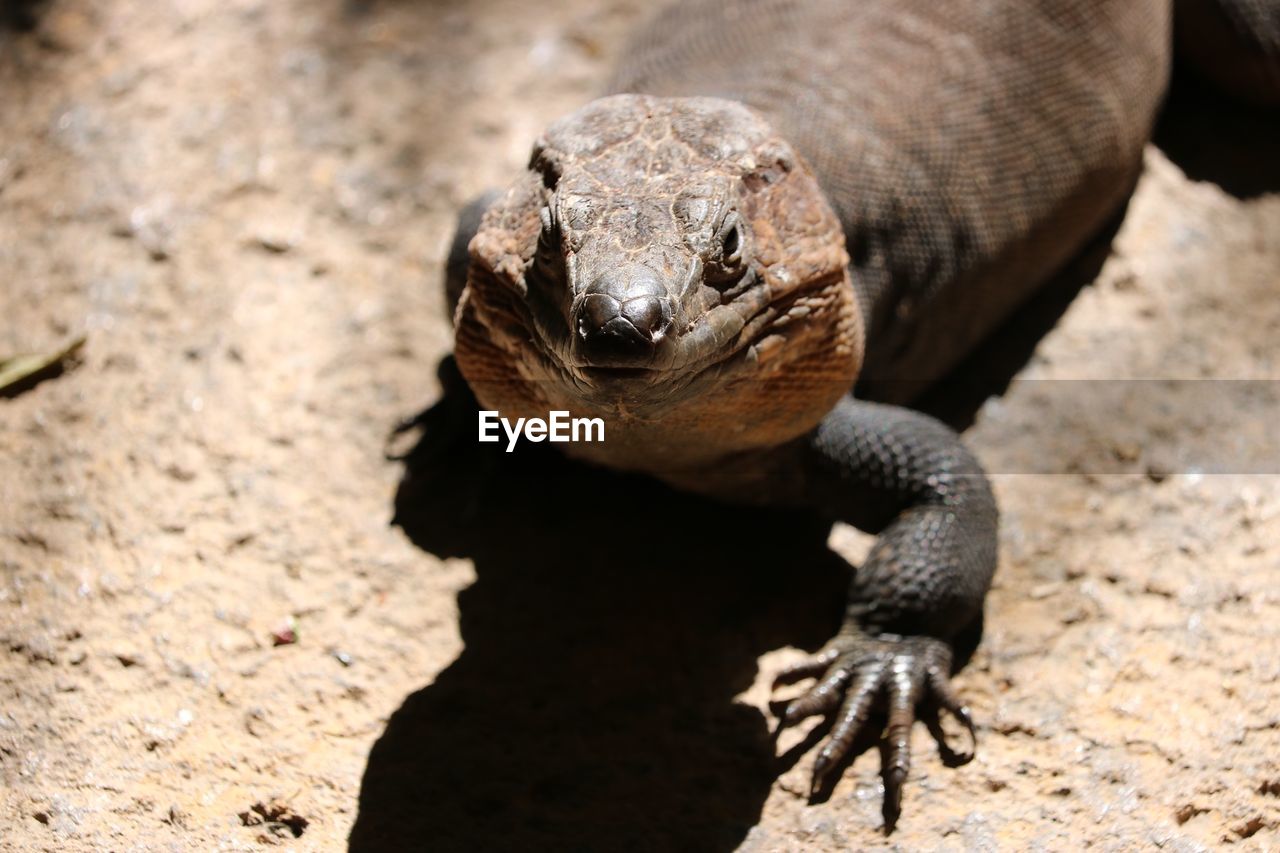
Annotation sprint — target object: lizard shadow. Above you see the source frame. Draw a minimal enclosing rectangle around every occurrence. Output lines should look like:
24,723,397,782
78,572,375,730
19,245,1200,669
0,0,47,31
1154,63,1280,201
351,361,856,852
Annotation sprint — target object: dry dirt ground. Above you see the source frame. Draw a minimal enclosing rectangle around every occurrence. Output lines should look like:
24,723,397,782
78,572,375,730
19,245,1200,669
2,1,1279,850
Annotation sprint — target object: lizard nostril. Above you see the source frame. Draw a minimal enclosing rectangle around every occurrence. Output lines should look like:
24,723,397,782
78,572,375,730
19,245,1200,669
577,265,674,363
583,293,622,330
620,296,667,339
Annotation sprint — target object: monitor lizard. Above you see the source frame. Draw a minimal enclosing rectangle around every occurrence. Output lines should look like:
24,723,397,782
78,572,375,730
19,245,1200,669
441,0,1279,826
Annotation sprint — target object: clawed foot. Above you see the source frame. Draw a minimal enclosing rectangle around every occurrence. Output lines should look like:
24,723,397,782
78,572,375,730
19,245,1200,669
773,631,975,826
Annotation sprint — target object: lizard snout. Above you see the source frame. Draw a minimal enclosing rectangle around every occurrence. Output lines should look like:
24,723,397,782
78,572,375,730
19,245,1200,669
576,264,674,365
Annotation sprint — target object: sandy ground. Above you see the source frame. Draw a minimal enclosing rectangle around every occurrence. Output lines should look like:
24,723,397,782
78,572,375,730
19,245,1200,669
2,1,1279,850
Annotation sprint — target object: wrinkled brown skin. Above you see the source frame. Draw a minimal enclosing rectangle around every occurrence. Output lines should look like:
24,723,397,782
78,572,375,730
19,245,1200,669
447,0,1279,829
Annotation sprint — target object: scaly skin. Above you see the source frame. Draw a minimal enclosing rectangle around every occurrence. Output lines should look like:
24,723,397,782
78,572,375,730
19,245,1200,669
445,0,1280,830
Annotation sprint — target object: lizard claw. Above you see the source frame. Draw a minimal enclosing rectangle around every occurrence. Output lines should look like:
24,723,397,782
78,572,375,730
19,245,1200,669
775,632,975,827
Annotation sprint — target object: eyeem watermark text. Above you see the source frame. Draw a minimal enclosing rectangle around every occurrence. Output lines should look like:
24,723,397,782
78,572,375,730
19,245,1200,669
479,410,604,452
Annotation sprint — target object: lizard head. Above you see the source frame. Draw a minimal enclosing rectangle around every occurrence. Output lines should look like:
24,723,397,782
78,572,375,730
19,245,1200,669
456,95,863,467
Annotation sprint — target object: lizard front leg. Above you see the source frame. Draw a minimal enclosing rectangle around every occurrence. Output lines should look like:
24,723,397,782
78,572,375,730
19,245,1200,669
773,396,998,825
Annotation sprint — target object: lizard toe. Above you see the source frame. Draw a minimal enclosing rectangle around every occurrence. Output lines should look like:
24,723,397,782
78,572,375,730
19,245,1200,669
772,631,976,826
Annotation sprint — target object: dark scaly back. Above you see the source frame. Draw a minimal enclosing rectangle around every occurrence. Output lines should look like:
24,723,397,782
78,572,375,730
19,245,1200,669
610,0,1171,400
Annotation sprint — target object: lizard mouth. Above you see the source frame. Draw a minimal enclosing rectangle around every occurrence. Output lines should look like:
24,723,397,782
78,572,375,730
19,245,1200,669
580,366,655,380
565,329,754,407
529,258,850,411
575,366,663,394
561,272,840,402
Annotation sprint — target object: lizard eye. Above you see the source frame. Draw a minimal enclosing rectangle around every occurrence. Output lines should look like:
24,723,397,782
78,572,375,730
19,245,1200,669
531,204,565,294
537,204,561,253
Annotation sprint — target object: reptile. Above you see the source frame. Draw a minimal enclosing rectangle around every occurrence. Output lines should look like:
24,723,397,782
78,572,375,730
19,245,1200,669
441,0,1280,826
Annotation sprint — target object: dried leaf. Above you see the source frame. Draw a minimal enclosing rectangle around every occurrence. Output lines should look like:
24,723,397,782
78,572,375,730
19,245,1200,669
0,335,86,397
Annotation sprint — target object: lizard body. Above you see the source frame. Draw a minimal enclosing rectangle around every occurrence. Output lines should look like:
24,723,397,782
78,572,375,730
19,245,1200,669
443,0,1280,825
